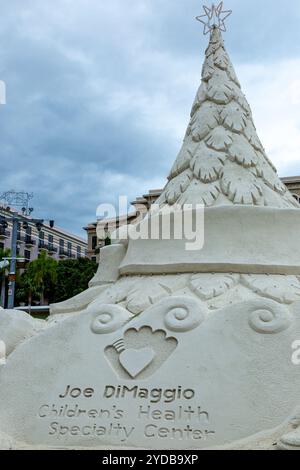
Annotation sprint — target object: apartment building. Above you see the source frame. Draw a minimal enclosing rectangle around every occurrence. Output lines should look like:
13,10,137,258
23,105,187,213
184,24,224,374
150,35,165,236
84,189,161,262
0,205,87,263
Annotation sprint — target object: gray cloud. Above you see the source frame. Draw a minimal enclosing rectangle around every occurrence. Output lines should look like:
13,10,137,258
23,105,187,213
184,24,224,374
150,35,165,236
0,0,300,235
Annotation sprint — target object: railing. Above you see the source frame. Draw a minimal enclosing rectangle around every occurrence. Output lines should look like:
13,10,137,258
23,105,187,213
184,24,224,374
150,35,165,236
24,237,36,246
59,249,75,258
38,241,48,250
0,228,10,238
39,241,58,253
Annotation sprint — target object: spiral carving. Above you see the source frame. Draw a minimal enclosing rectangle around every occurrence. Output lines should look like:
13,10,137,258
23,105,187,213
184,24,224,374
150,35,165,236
161,296,206,332
247,299,292,334
90,304,130,334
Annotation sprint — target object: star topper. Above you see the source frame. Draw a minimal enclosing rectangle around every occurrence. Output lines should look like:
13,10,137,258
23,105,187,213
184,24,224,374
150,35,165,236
196,2,232,35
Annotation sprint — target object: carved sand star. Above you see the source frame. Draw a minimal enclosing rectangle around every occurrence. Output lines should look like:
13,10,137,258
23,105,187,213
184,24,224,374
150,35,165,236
196,2,232,35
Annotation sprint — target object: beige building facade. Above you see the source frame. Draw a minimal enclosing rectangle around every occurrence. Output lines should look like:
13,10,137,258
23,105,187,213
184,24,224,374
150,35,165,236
84,189,161,262
282,176,300,202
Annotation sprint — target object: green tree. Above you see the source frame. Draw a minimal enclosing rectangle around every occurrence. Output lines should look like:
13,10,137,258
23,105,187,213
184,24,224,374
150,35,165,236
51,257,97,304
0,248,10,308
16,255,97,307
16,269,39,308
17,250,58,307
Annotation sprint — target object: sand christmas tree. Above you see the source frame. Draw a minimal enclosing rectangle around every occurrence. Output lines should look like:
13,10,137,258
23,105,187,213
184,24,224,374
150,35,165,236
157,26,298,209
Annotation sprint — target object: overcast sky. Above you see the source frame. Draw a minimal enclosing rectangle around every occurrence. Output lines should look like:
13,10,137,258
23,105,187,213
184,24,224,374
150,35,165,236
1,0,300,237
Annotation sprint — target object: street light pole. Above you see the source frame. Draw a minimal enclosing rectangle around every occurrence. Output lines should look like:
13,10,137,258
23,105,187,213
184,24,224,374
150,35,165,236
7,215,18,309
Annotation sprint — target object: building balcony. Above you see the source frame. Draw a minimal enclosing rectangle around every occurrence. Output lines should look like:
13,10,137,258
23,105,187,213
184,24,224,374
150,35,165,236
24,237,36,248
59,249,68,259
39,241,58,254
38,241,48,251
59,249,75,259
0,228,10,240
48,245,58,254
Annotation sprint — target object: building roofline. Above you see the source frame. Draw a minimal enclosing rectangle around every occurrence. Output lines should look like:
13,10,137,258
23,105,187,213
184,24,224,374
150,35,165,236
281,176,300,183
44,225,87,244
97,211,137,226
0,205,87,245
86,211,137,229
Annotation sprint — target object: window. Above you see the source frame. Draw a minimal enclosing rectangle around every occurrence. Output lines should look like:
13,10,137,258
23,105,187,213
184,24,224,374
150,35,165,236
91,257,97,263
59,239,64,255
39,231,45,249
25,226,32,244
24,250,31,262
77,245,81,258
0,242,4,251
17,223,21,241
48,234,54,251
292,194,300,203
67,242,72,257
92,236,97,250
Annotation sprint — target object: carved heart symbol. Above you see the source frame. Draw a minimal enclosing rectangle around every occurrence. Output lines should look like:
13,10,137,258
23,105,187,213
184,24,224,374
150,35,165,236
119,347,155,378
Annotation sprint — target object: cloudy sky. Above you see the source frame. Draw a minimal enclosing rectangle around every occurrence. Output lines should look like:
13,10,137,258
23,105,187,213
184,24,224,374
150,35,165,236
1,0,300,237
